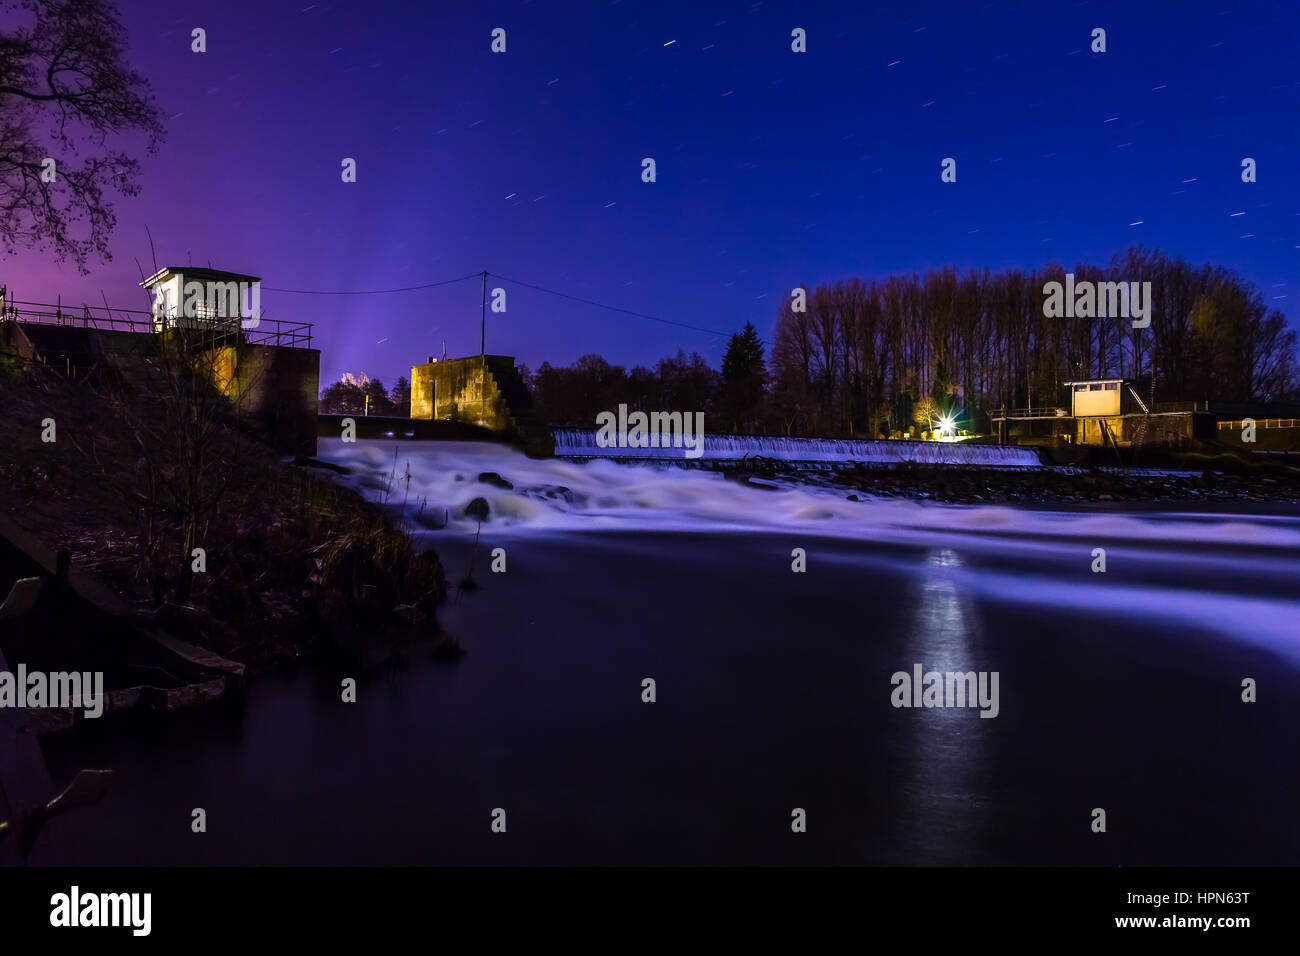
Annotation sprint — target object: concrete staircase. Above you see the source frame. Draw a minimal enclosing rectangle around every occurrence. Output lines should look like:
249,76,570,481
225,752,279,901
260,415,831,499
482,357,552,455
483,356,533,430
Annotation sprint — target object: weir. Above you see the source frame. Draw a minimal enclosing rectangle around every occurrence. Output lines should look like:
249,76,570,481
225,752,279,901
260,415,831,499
551,429,1043,466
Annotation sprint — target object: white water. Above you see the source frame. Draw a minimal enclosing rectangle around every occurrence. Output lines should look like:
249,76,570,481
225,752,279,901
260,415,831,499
315,438,1300,547
552,428,1042,466
314,438,1300,665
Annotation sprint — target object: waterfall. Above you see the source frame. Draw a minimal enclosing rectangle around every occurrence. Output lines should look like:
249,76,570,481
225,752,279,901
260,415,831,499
551,429,1042,467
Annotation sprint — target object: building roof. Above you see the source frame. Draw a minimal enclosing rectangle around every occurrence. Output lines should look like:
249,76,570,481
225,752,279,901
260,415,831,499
1062,379,1126,386
140,266,261,287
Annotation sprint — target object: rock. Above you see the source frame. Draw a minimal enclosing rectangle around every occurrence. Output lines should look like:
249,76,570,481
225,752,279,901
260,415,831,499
477,471,513,490
846,493,860,501
465,497,490,520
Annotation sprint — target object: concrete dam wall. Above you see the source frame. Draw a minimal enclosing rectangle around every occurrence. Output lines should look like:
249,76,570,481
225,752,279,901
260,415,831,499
552,429,1044,466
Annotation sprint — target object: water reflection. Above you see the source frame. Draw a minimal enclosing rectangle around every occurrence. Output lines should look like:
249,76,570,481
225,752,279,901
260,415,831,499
896,548,991,862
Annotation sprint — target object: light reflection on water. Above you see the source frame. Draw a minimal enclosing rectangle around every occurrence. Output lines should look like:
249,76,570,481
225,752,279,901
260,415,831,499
895,548,992,862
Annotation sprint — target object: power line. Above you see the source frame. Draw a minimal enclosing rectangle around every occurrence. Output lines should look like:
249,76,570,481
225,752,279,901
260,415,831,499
488,271,728,336
263,272,482,295
262,267,730,337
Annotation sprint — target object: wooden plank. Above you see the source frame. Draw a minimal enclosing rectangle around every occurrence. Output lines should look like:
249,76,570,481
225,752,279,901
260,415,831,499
0,577,44,620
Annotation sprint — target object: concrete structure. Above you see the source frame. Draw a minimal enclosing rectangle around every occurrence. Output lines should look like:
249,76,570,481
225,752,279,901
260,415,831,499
993,377,1204,448
410,354,535,432
1061,378,1149,445
1064,379,1124,417
1212,402,1300,452
316,414,507,443
141,266,260,335
205,342,321,454
2,274,319,454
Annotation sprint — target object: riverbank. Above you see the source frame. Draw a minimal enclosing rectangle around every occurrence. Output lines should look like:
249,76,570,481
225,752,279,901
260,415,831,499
0,366,450,671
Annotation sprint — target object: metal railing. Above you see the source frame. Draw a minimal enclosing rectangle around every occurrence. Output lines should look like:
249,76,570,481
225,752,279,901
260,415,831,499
995,402,1213,420
1,298,313,349
1218,418,1300,430
991,407,1070,419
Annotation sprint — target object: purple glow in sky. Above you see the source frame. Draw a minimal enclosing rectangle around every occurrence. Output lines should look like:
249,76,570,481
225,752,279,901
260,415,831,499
4,0,1297,388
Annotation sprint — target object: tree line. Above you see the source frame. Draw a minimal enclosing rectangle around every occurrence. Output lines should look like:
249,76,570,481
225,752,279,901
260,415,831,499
522,327,767,435
768,246,1298,437
320,247,1299,437
320,373,411,417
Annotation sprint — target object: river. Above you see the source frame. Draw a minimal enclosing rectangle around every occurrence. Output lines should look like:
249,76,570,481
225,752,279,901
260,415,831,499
31,439,1300,865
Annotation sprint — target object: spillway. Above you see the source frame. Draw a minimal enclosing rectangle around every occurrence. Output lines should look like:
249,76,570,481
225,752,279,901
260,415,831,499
551,428,1042,467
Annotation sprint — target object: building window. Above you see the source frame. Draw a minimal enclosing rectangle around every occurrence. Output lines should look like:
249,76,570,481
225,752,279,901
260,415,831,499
1104,382,1119,390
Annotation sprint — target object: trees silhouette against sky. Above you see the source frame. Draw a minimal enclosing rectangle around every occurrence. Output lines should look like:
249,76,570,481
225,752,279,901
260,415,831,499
357,247,1295,438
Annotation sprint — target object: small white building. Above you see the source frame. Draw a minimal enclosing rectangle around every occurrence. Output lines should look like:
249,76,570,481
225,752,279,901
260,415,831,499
140,266,261,334
1064,378,1124,417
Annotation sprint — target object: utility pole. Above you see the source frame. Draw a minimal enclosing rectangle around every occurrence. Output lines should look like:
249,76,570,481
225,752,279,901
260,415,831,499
480,271,487,361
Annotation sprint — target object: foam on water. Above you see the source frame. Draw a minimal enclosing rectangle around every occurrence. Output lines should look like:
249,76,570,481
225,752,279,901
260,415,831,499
316,438,1300,664
316,438,1300,549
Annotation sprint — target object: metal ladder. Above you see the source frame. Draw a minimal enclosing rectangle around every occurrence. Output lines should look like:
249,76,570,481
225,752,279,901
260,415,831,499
1127,381,1154,454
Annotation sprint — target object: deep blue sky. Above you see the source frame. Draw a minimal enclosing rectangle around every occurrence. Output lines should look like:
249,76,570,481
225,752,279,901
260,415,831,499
6,0,1299,386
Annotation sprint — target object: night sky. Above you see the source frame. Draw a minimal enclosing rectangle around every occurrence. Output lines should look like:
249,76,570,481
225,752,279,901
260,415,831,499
6,0,1299,387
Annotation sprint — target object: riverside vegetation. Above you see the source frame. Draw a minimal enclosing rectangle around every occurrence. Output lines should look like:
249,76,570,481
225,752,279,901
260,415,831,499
0,355,455,670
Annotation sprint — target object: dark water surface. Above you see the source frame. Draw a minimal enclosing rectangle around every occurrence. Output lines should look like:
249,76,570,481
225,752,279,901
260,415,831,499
32,528,1300,866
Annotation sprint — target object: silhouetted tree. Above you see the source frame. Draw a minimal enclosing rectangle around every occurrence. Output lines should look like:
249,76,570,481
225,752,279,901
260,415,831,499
388,376,411,417
0,0,165,272
361,376,393,415
320,376,366,414
718,321,767,432
654,350,720,414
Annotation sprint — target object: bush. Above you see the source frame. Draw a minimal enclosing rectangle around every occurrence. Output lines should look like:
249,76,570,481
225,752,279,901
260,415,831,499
316,518,447,626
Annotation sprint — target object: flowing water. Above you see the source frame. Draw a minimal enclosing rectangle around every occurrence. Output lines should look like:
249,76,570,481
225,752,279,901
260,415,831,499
552,428,1043,465
29,439,1300,865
